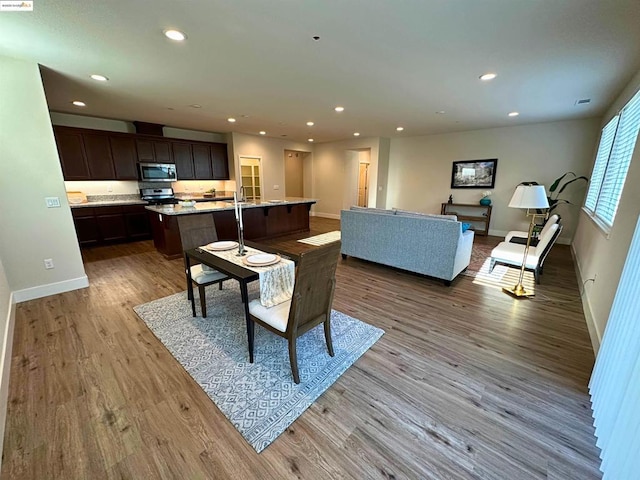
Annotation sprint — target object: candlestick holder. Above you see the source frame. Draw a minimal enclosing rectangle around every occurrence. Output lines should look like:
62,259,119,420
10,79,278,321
236,220,247,256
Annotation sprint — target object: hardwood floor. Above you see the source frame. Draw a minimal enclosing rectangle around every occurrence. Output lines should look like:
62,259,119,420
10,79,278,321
1,218,601,479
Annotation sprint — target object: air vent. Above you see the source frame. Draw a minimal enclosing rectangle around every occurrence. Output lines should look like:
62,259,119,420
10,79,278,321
575,98,591,105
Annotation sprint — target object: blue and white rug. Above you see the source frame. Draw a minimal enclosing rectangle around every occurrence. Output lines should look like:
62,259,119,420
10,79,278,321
133,285,384,453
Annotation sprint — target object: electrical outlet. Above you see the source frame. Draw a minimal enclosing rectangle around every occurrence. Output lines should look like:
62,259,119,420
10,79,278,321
107,184,113,192
45,197,60,208
44,258,54,269
273,185,280,190
593,274,597,282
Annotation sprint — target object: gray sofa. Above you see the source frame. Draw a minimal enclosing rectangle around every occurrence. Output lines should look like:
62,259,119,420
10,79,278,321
340,207,474,284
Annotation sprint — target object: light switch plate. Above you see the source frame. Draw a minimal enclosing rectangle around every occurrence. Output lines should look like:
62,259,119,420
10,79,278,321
273,185,280,190
45,197,61,208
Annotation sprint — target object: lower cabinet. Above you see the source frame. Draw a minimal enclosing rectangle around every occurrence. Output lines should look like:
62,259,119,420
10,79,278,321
72,205,152,247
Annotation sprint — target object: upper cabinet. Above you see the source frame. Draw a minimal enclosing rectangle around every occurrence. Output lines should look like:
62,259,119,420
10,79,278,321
53,126,230,181
54,127,90,180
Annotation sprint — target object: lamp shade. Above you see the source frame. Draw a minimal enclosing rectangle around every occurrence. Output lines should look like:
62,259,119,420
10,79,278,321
508,185,549,209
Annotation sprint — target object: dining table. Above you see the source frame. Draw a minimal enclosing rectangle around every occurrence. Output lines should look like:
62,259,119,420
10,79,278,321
183,241,298,363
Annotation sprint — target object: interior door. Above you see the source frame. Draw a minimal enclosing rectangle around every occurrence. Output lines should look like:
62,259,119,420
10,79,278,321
358,162,369,207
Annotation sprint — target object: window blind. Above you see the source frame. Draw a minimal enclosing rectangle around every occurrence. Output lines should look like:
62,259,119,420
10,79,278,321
585,88,640,228
584,116,618,211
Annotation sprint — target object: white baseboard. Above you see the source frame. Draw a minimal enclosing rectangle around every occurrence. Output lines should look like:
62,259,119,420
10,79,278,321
13,275,89,303
570,243,601,355
0,292,16,470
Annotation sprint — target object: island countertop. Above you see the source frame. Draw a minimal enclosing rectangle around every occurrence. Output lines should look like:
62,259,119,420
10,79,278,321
145,197,316,215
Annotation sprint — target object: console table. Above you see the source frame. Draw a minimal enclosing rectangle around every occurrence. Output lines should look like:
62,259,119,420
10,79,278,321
441,203,492,236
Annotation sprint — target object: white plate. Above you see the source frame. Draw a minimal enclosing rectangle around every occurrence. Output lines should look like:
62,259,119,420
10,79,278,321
206,241,238,251
243,253,280,266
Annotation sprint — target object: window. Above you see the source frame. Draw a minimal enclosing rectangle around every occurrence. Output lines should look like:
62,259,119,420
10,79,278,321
584,89,640,229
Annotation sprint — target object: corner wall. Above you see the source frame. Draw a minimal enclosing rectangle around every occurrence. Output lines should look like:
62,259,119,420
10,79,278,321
0,259,14,470
572,69,640,352
0,56,87,301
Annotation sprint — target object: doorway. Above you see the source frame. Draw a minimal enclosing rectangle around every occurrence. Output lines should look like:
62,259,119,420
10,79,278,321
284,150,311,198
239,156,262,201
358,162,370,207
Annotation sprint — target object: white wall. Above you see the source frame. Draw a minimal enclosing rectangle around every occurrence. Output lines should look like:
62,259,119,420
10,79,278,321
386,119,600,242
313,137,389,218
573,69,640,352
0,56,88,301
229,133,311,201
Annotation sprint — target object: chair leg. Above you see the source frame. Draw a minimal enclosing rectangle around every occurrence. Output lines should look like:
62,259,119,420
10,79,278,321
324,319,334,357
534,267,540,285
489,258,496,272
288,337,300,384
219,280,223,290
199,285,207,317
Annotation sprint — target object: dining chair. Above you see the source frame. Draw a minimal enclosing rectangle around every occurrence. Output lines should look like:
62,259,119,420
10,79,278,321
247,241,342,383
177,214,230,317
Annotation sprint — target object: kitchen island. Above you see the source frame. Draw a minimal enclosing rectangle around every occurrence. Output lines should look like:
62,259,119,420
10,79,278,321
145,197,316,258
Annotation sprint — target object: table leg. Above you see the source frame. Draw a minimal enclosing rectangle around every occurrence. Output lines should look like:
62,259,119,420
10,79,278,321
185,253,196,317
240,281,254,363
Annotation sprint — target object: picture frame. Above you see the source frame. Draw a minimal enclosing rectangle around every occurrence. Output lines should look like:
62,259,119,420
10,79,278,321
450,158,498,189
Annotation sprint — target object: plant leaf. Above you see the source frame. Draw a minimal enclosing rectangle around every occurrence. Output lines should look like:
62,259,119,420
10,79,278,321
549,172,577,192
556,176,588,194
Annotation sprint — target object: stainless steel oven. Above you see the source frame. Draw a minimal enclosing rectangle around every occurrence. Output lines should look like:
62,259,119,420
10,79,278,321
138,163,177,182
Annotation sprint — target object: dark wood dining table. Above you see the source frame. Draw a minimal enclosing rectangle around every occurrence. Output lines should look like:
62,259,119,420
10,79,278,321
183,242,298,363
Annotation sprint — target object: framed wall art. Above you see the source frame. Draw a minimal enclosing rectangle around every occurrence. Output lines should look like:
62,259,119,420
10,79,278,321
450,158,498,189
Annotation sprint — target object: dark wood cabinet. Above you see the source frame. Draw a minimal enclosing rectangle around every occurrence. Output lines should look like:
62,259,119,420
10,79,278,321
83,133,116,179
124,205,152,240
55,128,90,180
193,144,212,179
53,126,229,180
110,136,138,179
72,204,152,247
173,142,195,179
210,143,229,179
137,138,172,163
71,208,99,247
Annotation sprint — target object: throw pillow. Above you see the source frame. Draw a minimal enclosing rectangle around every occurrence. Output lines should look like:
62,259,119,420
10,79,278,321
461,222,472,232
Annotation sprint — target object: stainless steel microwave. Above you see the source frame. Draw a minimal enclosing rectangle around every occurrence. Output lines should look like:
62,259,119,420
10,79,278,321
138,163,177,182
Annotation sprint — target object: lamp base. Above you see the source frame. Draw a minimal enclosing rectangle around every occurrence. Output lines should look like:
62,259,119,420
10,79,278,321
503,284,534,298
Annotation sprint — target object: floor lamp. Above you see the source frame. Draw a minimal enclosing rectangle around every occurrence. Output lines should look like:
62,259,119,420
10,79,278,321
504,184,549,298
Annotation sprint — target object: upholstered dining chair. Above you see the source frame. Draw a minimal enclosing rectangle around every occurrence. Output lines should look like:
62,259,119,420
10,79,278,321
247,241,342,384
177,215,230,317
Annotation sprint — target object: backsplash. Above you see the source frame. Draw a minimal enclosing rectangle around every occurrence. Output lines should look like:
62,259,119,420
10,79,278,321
86,194,142,202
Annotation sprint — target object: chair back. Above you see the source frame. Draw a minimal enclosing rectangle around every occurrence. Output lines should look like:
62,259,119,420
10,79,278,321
538,223,563,268
535,222,559,253
177,214,219,251
287,241,341,335
538,214,560,239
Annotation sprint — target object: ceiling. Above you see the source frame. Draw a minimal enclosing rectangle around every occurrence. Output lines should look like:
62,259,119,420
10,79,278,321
2,0,640,143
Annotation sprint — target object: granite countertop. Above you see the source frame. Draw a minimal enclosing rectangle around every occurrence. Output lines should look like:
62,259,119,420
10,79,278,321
69,194,147,208
174,191,235,202
146,197,317,216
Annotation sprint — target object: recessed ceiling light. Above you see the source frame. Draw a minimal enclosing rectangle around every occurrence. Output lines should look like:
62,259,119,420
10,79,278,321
353,132,360,136
334,106,345,112
508,111,519,117
308,138,314,142
306,121,314,126
72,100,86,107
164,29,187,41
90,74,108,82
479,73,497,81
259,131,266,135
436,111,446,114
396,126,404,132
227,118,236,123
190,104,201,108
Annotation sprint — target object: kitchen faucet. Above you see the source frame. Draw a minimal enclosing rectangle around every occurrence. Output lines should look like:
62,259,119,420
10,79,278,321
240,185,246,202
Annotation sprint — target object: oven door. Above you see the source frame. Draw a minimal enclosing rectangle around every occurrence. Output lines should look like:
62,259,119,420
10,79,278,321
139,163,177,182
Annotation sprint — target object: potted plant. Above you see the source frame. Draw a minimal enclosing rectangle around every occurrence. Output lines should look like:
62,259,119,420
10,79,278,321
547,172,588,213
479,190,492,206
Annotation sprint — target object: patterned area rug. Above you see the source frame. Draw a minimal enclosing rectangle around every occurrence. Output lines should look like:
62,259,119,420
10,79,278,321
133,284,383,453
297,230,341,246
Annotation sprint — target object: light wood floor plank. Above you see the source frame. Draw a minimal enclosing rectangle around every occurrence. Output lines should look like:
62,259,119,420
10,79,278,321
1,218,601,479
